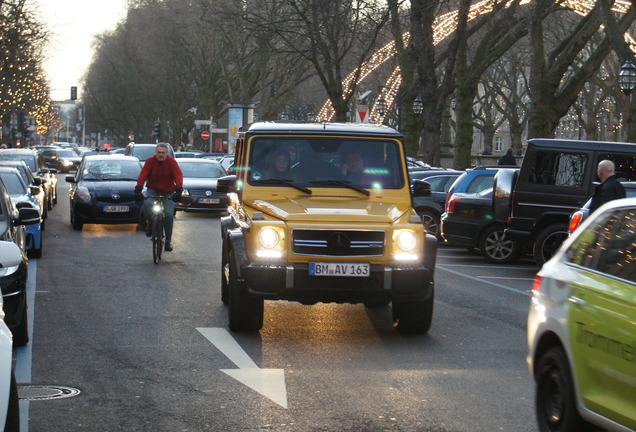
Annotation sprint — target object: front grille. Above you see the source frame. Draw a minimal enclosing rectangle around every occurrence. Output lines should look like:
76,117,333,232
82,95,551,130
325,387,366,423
292,229,385,257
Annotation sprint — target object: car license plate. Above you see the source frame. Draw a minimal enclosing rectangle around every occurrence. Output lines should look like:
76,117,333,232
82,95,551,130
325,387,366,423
309,262,370,277
104,205,129,213
198,198,220,204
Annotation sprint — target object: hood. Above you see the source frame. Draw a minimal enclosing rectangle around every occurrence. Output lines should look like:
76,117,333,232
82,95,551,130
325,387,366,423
250,196,408,223
183,178,219,189
81,180,137,198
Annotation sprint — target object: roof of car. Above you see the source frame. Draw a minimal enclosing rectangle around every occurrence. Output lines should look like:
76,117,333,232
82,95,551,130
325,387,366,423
529,138,636,152
83,155,140,162
245,121,402,137
176,158,222,164
0,149,36,154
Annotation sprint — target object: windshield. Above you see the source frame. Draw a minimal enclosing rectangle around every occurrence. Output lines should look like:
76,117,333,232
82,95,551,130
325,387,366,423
178,161,226,178
246,137,405,190
0,154,36,172
58,150,77,157
0,172,26,194
81,160,141,181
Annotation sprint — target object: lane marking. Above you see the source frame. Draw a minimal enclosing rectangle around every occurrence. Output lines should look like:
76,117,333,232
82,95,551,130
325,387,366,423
437,264,532,296
197,327,287,408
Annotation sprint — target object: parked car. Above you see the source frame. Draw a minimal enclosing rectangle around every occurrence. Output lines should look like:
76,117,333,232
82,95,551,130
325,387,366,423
0,179,39,346
0,148,58,210
441,167,522,264
66,155,143,230
0,167,43,257
0,160,47,222
174,150,204,158
568,181,636,234
409,169,462,239
175,158,229,212
528,197,636,432
40,148,82,173
494,138,636,266
0,241,22,430
124,143,174,163
218,155,234,171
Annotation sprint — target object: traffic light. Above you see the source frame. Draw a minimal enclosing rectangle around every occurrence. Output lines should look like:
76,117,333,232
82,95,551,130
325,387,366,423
70,86,77,100
152,122,161,137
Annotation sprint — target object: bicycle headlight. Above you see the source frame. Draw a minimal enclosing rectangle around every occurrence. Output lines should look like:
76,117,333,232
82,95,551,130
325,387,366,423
152,202,162,213
258,227,280,249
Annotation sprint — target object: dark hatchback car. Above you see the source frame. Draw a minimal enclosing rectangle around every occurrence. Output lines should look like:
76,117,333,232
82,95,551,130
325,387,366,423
0,149,57,210
175,158,229,212
441,167,522,264
66,155,143,230
40,148,82,173
0,178,39,346
124,143,175,164
409,169,461,239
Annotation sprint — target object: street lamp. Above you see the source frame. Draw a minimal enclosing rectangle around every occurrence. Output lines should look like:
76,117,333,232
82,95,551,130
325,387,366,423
376,96,386,115
618,60,636,96
412,96,424,115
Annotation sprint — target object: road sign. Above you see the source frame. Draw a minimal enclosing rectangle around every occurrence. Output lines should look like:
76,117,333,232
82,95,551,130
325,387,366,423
201,131,210,139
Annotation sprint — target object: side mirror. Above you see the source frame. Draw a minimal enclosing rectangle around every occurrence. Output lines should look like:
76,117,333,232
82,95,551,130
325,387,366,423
66,176,76,183
493,169,518,223
411,179,432,197
32,177,42,186
48,168,58,174
29,185,41,195
16,206,40,226
217,175,237,194
0,241,22,268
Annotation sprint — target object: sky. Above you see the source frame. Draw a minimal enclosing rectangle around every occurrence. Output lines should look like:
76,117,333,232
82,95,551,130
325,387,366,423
33,0,129,101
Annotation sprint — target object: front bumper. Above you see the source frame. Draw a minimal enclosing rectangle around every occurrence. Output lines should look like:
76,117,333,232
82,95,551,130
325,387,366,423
73,201,142,224
243,262,434,304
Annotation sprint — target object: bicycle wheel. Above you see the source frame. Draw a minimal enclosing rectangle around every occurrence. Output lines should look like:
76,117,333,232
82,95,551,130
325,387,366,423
152,217,164,264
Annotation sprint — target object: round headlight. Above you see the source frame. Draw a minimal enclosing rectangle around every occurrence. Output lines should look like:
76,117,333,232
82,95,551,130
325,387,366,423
396,230,417,252
258,228,280,249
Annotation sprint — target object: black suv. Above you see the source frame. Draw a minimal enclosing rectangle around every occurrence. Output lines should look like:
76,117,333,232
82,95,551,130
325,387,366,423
494,138,636,265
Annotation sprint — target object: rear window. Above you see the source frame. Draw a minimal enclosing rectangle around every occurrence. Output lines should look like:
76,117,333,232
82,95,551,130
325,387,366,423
466,174,495,193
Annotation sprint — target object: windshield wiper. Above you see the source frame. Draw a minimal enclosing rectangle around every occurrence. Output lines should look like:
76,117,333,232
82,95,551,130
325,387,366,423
309,180,370,196
253,178,312,194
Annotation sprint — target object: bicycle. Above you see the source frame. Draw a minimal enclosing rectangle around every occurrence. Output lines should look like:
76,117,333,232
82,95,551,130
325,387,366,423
147,195,167,264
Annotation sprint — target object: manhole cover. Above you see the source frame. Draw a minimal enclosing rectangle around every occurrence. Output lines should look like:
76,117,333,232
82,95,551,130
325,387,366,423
18,385,81,401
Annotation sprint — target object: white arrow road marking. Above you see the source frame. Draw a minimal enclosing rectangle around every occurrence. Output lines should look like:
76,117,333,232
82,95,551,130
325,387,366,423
197,327,288,408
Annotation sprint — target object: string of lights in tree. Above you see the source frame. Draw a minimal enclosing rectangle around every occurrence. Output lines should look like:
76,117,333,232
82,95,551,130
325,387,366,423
315,0,633,123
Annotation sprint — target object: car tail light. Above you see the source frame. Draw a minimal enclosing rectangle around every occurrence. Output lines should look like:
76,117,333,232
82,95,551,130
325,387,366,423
445,194,461,213
532,275,543,294
568,211,583,234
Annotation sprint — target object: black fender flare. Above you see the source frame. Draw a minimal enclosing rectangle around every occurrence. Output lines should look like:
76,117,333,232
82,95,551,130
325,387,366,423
423,233,438,278
226,229,248,281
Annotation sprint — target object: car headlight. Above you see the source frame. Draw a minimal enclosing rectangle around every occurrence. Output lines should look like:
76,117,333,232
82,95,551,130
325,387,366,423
62,160,72,166
75,186,91,202
258,227,279,249
393,229,419,262
0,265,20,277
255,226,285,259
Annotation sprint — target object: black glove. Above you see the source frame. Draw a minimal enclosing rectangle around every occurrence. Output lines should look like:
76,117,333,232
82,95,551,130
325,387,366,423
172,188,183,202
134,186,143,202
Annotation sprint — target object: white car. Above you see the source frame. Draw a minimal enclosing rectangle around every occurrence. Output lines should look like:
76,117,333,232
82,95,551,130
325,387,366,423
528,197,636,432
0,241,21,431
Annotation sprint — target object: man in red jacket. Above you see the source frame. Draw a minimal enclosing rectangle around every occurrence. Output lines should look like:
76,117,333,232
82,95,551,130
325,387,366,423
135,143,183,251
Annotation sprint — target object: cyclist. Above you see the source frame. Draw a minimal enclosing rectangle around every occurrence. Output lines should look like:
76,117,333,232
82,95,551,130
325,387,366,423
134,143,183,251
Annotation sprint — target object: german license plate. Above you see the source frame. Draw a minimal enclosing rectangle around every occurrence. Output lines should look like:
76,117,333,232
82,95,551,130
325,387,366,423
309,262,370,277
104,205,129,212
198,198,220,204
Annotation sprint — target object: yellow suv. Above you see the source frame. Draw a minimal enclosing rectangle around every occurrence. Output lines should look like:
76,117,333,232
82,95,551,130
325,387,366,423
218,122,437,333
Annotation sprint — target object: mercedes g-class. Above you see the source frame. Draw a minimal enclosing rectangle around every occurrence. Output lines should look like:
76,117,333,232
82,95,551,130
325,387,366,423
218,122,437,334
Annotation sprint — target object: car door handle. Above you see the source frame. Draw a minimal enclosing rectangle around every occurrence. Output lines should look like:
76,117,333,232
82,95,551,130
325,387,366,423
568,296,587,306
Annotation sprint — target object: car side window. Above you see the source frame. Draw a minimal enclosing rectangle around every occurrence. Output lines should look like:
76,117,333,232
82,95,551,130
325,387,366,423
528,151,587,187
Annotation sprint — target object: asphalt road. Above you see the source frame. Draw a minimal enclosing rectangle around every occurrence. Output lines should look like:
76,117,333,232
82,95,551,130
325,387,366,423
14,175,541,431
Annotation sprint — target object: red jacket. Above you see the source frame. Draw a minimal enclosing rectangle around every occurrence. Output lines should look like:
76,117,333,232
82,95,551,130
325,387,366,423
136,156,183,193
